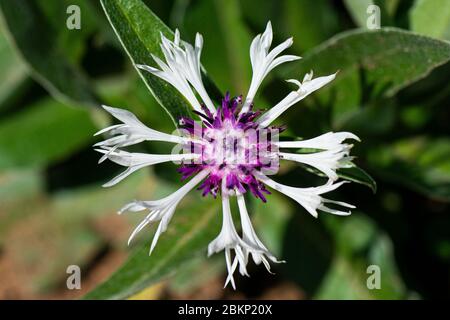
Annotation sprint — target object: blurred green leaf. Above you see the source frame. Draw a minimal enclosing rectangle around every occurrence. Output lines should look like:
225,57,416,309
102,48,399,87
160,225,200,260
286,28,450,105
0,0,99,106
0,170,153,292
367,233,406,299
250,192,292,256
344,0,375,28
0,169,42,203
0,99,96,169
294,162,377,193
100,0,221,125
344,0,395,28
317,214,407,299
410,0,450,39
84,195,221,299
0,27,28,109
338,165,377,193
369,137,450,201
282,0,339,52
183,0,252,94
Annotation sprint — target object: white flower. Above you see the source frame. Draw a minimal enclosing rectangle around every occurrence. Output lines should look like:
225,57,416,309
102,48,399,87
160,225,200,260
95,21,361,289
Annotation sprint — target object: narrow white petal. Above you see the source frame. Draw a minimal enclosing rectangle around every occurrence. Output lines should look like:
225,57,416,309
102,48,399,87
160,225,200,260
236,194,283,272
137,63,204,113
256,73,336,127
256,173,353,218
207,194,241,256
99,105,188,146
241,21,299,114
279,149,352,181
237,194,268,250
121,170,210,246
276,132,360,150
137,30,216,114
98,149,199,187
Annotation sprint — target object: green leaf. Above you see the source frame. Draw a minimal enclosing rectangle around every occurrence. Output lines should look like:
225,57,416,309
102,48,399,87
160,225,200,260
0,99,96,169
183,0,252,94
317,214,407,299
410,0,450,40
344,0,396,28
369,136,450,201
100,0,221,125
344,0,375,28
0,0,99,106
292,161,377,193
338,165,377,193
0,170,153,292
84,195,221,300
282,0,339,52
0,27,28,109
285,28,450,101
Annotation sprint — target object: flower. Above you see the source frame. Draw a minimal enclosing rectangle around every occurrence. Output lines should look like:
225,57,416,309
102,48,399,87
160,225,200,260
95,21,360,288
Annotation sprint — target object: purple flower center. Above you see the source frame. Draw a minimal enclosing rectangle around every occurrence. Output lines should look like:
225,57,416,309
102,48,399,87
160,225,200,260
178,93,284,202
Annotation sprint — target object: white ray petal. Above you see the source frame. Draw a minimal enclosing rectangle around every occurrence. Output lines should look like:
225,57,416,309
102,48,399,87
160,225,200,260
96,148,199,187
96,105,188,147
120,170,210,249
136,63,203,113
136,30,216,114
207,194,242,256
241,21,301,114
256,173,354,218
279,148,353,181
256,72,336,127
236,194,283,273
276,132,360,150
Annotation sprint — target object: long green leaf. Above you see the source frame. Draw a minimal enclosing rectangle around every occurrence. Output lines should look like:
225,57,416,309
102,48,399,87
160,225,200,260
338,166,377,193
100,0,221,125
183,0,252,94
0,0,99,106
0,99,96,169
369,136,450,201
410,0,450,40
84,195,221,300
285,28,450,100
0,27,28,110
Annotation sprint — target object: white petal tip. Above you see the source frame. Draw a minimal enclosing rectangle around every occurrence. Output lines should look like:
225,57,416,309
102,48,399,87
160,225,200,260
101,105,114,112
102,181,114,188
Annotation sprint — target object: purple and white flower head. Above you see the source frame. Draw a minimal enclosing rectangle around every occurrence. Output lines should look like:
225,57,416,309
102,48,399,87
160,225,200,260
95,22,360,289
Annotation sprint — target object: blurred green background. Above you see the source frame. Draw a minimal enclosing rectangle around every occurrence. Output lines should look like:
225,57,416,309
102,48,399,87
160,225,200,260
0,0,449,300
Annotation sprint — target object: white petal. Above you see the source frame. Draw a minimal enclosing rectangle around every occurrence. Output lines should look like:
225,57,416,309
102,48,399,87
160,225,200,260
137,30,216,114
241,21,300,114
97,148,199,187
136,63,203,113
279,148,353,181
236,194,282,272
256,73,336,127
207,194,241,256
237,194,269,251
276,131,360,150
120,170,210,247
97,105,188,147
256,173,354,218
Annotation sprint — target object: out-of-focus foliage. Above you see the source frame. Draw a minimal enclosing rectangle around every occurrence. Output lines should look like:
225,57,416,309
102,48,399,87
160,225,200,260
0,0,449,300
